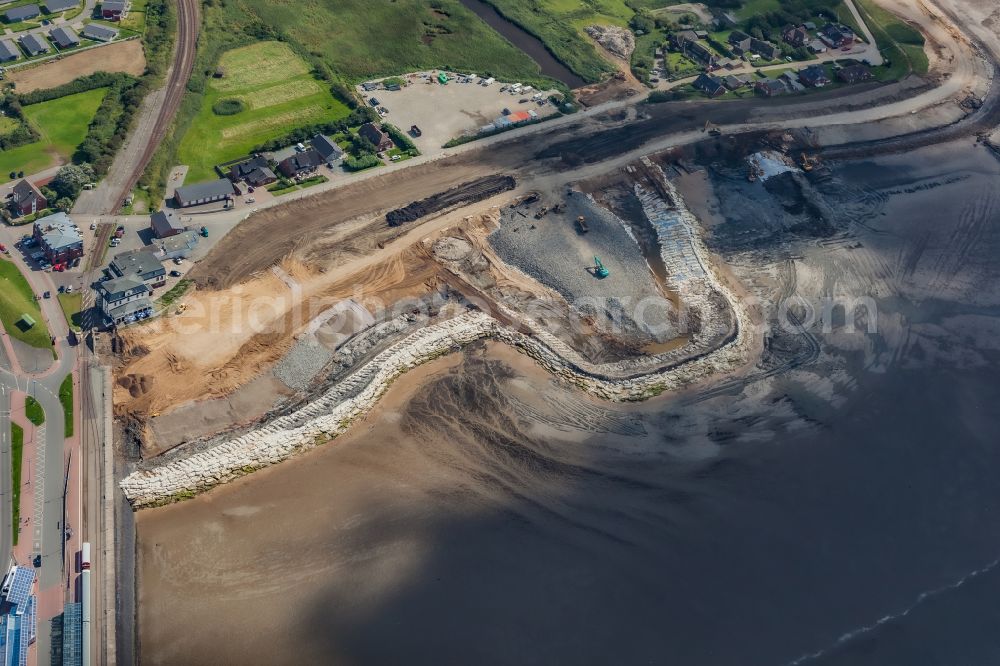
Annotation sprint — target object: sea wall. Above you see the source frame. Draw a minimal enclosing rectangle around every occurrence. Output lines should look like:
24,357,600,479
121,173,757,508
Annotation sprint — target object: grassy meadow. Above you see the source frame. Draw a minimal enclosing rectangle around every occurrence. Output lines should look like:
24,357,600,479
0,88,107,181
214,0,546,83
176,42,351,182
0,258,50,349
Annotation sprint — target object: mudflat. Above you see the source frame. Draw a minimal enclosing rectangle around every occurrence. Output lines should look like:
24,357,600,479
137,142,1000,665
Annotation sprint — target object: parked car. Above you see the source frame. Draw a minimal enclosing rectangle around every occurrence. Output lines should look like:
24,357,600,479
65,285,73,293
43,291,50,299
90,222,97,230
173,257,183,265
169,270,181,277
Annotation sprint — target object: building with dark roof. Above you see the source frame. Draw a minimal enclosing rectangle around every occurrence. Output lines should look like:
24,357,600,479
81,23,117,41
278,149,324,178
42,0,79,12
837,63,873,84
692,73,725,97
722,74,749,90
798,64,831,87
749,38,781,60
49,26,79,48
782,25,809,47
228,156,277,186
32,212,83,264
150,210,185,238
358,123,393,152
173,178,235,207
109,249,165,287
8,179,46,216
98,276,152,326
755,78,789,97
312,134,344,163
19,33,48,57
5,4,40,22
820,23,855,48
0,39,20,61
101,0,128,20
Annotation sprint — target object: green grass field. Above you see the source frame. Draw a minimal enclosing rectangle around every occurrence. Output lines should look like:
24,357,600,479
24,396,44,426
210,0,548,84
57,292,83,332
59,373,73,438
855,0,927,79
10,423,22,545
0,259,50,349
177,42,352,182
0,88,107,183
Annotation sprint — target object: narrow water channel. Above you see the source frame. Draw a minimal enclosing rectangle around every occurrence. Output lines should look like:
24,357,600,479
458,0,587,88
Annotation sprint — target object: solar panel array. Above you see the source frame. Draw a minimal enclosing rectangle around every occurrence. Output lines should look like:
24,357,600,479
3,569,33,613
21,597,34,645
62,603,83,666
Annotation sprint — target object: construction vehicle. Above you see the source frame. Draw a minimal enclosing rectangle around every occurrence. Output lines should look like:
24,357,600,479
534,206,549,219
703,120,722,136
437,71,448,84
800,153,818,172
593,256,609,278
199,226,209,237
576,215,589,233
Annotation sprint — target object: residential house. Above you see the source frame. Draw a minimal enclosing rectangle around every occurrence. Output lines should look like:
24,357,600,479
782,25,809,48
5,4,40,22
81,23,117,42
100,0,128,20
755,78,789,97
32,213,83,264
798,64,831,87
820,23,854,48
692,73,725,97
277,149,323,178
42,0,78,12
49,26,79,49
173,179,234,207
8,179,46,217
804,21,817,30
728,31,752,54
228,156,277,186
808,39,828,54
722,74,749,91
670,30,701,51
311,134,344,164
780,71,806,92
359,123,394,152
18,33,48,57
750,38,781,61
837,63,874,84
0,39,20,62
98,276,152,326
109,249,166,289
149,210,185,239
686,41,719,68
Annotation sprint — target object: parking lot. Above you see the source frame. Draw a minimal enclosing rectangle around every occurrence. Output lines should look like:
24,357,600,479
357,72,560,153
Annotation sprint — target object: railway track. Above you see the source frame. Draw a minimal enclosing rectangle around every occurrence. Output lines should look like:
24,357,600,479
73,0,200,215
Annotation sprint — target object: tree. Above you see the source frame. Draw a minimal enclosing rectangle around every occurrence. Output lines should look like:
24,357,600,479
50,164,96,199
54,197,74,212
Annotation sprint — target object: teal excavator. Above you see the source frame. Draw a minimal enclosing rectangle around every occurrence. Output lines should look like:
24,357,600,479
593,256,609,278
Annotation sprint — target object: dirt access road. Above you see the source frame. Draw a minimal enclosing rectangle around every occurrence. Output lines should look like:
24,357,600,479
72,0,200,216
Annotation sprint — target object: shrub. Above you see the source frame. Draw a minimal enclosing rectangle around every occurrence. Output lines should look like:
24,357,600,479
343,154,380,171
212,98,246,115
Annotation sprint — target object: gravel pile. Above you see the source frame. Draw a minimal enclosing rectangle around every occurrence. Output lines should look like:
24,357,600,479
273,339,334,391
489,194,676,342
